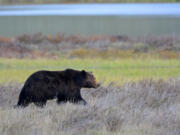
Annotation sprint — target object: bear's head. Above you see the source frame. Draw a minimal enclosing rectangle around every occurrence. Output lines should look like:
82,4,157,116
65,69,100,88
81,70,100,88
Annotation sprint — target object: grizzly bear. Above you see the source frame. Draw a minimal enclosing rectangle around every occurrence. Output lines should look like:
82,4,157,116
16,69,99,107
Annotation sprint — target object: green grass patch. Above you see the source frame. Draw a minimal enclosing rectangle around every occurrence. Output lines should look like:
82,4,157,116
0,58,180,84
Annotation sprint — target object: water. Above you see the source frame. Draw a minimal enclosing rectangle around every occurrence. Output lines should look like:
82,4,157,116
0,4,180,16
0,4,180,37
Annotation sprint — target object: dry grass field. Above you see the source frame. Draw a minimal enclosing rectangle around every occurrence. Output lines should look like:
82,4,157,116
0,79,180,135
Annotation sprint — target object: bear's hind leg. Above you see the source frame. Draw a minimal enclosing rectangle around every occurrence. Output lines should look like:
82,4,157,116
16,90,31,108
34,100,47,108
17,98,31,107
33,98,47,108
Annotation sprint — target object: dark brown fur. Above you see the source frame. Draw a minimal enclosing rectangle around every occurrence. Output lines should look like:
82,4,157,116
16,69,99,107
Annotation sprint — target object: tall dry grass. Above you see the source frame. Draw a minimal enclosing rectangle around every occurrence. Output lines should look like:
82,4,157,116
0,79,180,135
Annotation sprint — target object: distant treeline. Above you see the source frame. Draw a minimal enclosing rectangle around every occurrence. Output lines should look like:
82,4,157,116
0,0,180,5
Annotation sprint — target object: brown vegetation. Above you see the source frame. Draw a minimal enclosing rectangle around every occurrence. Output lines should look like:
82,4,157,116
0,33,180,59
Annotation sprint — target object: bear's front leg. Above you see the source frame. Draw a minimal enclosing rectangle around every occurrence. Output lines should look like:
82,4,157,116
70,96,87,105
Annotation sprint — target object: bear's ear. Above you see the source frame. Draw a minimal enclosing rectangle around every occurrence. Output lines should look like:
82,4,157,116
81,70,86,77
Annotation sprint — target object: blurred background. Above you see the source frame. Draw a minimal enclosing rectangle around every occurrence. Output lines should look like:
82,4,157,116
0,0,180,84
0,0,180,4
